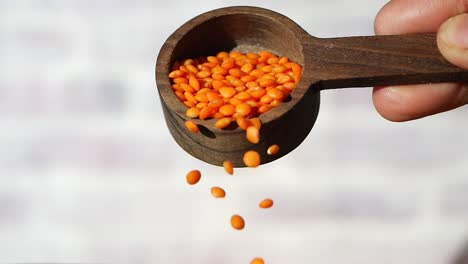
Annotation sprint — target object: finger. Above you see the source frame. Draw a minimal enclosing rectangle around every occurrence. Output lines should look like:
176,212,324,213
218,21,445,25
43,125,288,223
373,83,468,122
374,0,468,121
375,0,468,34
437,13,468,69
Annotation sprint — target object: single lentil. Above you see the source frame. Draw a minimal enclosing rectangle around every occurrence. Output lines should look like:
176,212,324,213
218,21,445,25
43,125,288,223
185,120,199,133
211,187,226,198
259,198,274,209
246,126,260,144
223,160,234,175
250,257,265,264
236,117,251,130
186,107,200,118
249,118,262,130
267,144,280,155
243,150,261,168
215,117,232,129
199,106,214,120
230,214,245,230
186,170,201,185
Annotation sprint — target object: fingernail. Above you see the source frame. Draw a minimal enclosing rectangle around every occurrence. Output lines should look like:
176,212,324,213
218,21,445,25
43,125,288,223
441,14,468,49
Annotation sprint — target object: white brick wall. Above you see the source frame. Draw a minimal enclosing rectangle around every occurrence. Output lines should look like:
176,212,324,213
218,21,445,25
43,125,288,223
0,0,467,263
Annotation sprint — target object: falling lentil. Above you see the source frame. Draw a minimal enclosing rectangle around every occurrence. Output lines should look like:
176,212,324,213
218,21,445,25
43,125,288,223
249,118,262,130
230,214,245,230
170,51,303,262
223,160,234,175
243,150,261,168
250,257,265,264
186,170,201,185
211,187,226,198
267,144,280,155
246,126,260,144
259,198,274,209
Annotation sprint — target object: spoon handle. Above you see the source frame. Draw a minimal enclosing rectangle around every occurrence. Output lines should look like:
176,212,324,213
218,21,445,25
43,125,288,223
305,33,468,90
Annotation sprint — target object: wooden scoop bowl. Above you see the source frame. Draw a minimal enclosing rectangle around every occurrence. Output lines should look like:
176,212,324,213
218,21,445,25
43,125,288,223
155,6,468,167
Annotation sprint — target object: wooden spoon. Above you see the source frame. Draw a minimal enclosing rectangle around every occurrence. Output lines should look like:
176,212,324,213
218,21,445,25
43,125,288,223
155,6,468,167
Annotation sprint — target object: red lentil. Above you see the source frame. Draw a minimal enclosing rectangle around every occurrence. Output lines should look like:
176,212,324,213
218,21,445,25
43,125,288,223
174,77,188,84
249,118,262,130
185,92,198,104
219,104,236,116
215,117,232,129
267,144,280,155
266,88,284,100
259,198,274,209
235,103,252,117
230,214,245,230
185,120,199,133
223,160,234,175
258,105,271,114
197,70,211,78
278,56,289,64
211,187,226,198
213,112,225,119
246,126,260,144
186,170,201,185
250,257,265,264
196,102,207,109
180,83,195,93
219,86,237,98
168,51,302,122
183,100,194,108
291,62,302,83
186,107,200,118
217,51,229,59
199,106,214,120
243,150,261,168
174,90,185,101
236,117,251,130
188,75,199,89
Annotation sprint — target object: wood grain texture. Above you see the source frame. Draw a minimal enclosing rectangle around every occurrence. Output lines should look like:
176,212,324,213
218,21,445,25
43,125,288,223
305,33,468,90
155,6,468,167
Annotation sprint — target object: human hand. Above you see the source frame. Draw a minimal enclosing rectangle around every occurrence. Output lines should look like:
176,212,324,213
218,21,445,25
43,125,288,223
373,0,468,121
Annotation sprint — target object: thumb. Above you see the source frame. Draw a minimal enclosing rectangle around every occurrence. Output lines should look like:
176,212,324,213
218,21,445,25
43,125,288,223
437,13,468,69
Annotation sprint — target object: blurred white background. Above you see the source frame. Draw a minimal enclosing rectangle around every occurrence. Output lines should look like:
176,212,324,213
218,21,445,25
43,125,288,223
0,0,467,263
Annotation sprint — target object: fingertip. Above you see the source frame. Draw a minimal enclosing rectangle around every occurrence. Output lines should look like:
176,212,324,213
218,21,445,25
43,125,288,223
373,84,468,122
374,1,393,35
372,86,409,122
437,13,468,69
374,0,462,35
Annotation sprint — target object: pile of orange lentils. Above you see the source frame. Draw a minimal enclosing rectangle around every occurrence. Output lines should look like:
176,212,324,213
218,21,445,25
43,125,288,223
169,50,302,264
